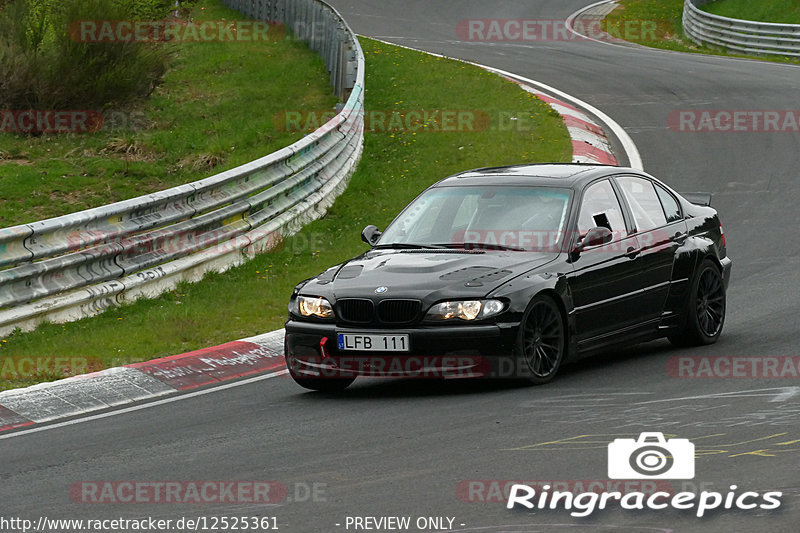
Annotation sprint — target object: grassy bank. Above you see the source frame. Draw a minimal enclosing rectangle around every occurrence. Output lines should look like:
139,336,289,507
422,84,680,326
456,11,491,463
602,0,800,64
704,0,800,24
0,37,572,390
0,0,337,227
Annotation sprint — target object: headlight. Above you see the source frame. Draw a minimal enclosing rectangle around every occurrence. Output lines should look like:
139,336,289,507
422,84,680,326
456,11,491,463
297,296,335,319
425,299,505,321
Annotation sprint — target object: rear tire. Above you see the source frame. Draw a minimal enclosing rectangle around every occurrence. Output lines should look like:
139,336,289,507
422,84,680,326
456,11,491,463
669,259,726,347
517,295,566,385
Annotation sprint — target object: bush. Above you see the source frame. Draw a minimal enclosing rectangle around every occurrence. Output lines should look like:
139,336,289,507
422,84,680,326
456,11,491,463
0,0,172,115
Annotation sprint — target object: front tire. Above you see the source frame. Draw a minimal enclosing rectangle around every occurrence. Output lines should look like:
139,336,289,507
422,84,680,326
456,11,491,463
669,259,726,347
517,295,566,384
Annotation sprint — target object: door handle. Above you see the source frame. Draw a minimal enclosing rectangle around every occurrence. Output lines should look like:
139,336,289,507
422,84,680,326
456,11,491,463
625,246,641,259
672,232,688,244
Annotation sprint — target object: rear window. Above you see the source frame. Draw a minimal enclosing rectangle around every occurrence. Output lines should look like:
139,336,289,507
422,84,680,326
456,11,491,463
616,176,668,232
655,183,682,223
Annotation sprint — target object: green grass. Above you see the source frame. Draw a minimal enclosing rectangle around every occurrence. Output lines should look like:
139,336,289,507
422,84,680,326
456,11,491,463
703,0,800,24
0,0,337,227
0,37,572,390
602,0,800,64
601,0,688,50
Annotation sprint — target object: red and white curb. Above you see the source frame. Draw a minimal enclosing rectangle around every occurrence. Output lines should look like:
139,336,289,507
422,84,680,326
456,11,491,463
535,90,618,165
0,330,286,432
501,77,618,165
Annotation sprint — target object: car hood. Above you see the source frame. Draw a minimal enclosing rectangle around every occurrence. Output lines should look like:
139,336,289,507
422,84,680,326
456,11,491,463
301,249,558,301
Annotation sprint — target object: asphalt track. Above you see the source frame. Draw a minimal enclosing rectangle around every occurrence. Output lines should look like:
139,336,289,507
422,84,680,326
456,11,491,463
2,1,800,532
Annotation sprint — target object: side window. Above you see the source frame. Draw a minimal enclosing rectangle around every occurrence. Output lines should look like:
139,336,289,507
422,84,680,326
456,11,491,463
577,180,626,237
654,183,682,223
616,177,668,232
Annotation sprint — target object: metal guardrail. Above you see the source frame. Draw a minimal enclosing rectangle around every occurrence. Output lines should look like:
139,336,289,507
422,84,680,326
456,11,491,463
683,0,800,57
0,0,365,336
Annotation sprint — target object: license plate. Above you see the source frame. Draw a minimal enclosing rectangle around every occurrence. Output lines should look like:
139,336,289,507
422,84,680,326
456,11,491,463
337,333,410,352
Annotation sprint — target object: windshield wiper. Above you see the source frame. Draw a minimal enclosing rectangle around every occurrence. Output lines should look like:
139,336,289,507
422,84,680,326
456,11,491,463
373,242,446,250
435,242,526,252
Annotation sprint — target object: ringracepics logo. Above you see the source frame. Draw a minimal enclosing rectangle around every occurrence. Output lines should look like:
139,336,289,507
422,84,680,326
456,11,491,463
507,432,783,518
608,432,694,479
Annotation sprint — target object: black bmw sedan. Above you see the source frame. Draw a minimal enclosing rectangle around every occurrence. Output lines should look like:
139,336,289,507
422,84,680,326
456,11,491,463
284,164,731,391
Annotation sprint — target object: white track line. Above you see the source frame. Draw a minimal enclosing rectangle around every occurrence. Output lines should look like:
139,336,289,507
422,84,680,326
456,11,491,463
566,0,625,47
0,370,288,440
634,387,800,405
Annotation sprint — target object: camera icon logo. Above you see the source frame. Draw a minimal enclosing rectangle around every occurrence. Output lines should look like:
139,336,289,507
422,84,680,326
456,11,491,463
608,432,695,479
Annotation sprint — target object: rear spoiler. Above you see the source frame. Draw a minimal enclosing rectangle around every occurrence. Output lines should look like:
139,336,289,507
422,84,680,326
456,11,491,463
681,192,713,207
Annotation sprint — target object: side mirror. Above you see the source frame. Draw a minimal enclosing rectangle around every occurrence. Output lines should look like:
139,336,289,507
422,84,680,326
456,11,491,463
361,225,382,246
569,226,612,262
582,226,613,249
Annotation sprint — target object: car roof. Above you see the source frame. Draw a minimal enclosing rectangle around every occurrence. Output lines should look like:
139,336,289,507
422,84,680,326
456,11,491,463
434,163,646,188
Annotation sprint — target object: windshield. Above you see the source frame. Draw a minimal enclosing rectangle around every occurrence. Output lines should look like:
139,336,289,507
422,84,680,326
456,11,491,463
378,185,572,252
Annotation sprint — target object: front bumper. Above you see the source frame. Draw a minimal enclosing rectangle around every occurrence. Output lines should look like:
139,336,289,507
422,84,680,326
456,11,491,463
284,319,519,379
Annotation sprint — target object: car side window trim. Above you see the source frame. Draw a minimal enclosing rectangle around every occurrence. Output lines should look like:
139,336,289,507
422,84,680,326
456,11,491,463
574,178,631,245
612,174,675,233
653,182,684,223
607,177,637,235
